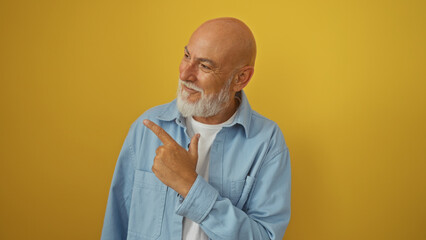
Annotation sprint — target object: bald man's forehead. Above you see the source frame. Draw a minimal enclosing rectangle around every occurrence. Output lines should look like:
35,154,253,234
185,44,226,74
184,17,256,71
184,46,218,68
189,31,229,53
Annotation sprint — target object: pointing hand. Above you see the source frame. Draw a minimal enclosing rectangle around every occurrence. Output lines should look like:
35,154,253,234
143,119,200,198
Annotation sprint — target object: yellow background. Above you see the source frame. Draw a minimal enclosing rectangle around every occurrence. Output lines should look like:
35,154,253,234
1,0,425,239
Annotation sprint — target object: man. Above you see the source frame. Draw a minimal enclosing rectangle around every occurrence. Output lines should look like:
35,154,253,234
101,17,291,240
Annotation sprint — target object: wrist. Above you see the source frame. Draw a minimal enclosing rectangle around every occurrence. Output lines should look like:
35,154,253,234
180,173,198,198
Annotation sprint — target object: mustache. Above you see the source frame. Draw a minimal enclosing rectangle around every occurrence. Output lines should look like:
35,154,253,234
179,79,203,93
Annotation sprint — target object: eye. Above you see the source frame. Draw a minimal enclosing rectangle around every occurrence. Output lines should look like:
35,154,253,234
184,53,190,59
200,63,211,70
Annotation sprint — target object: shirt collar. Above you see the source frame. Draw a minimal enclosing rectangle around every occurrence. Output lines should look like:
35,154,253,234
156,90,252,137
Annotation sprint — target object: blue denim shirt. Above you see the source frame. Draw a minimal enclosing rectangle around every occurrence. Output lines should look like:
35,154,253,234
101,91,291,240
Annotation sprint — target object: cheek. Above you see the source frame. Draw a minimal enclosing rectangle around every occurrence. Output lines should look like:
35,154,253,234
200,80,222,95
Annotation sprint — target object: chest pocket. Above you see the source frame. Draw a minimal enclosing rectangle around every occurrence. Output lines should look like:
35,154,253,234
228,175,256,209
127,170,167,240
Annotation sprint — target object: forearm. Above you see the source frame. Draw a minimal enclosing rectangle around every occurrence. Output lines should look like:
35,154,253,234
201,195,273,239
175,176,287,240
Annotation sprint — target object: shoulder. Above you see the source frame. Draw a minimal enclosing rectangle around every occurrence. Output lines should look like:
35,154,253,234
249,110,288,156
132,100,177,126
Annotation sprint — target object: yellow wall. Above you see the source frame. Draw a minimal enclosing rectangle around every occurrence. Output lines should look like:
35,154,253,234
1,0,425,239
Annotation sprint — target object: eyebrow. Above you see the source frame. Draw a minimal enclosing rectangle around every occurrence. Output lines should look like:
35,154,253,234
184,46,217,68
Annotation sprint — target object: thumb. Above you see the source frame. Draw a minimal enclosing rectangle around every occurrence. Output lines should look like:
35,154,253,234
188,133,200,158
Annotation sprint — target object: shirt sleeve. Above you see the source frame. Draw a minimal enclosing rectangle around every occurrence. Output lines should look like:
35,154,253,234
101,125,136,240
175,148,291,240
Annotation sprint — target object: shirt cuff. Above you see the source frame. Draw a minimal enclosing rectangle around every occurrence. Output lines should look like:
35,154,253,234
175,175,219,223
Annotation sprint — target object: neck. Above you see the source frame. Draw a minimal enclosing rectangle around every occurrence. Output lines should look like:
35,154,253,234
193,94,239,125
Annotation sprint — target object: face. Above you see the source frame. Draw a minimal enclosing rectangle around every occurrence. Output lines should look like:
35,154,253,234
177,33,237,117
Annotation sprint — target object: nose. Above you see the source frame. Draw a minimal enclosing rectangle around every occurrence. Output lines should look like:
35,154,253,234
179,59,196,82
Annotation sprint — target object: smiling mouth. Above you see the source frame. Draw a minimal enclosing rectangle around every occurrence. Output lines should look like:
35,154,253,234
182,84,200,94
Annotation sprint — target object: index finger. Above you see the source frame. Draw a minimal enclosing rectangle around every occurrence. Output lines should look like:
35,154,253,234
143,119,177,145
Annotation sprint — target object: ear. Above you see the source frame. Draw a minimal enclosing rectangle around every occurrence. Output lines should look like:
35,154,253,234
232,66,254,92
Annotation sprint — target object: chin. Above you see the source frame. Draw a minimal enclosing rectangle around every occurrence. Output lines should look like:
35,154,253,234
185,96,201,105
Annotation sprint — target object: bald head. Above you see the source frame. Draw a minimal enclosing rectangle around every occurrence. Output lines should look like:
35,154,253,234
190,17,257,69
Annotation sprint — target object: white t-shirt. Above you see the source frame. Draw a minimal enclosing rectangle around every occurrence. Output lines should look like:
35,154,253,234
182,112,237,240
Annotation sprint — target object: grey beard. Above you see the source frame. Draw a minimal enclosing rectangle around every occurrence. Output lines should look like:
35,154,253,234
176,76,233,118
